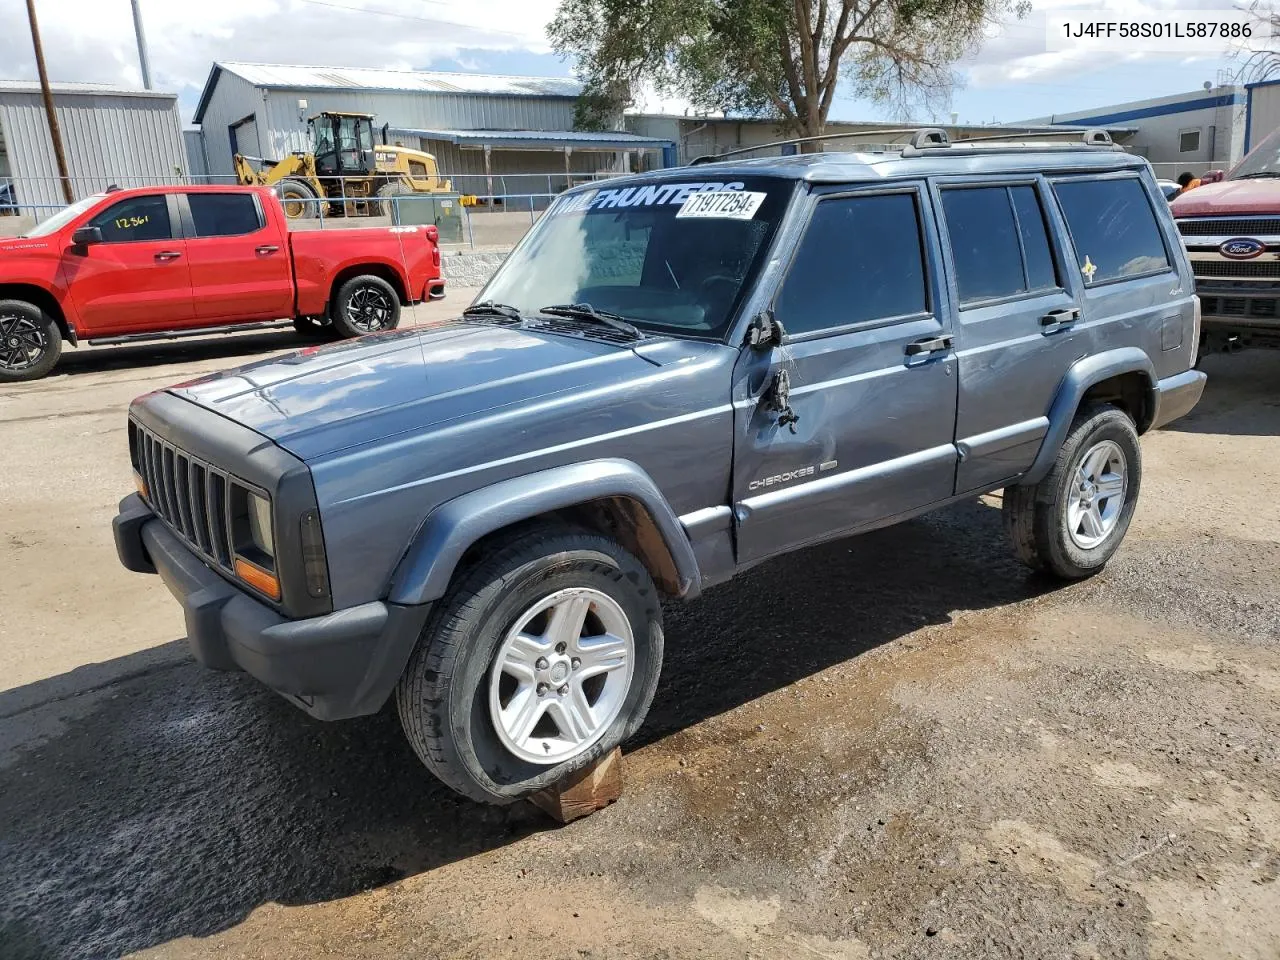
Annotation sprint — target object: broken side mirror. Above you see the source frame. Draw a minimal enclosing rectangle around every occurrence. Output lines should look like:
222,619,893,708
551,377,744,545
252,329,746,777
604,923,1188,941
747,310,786,351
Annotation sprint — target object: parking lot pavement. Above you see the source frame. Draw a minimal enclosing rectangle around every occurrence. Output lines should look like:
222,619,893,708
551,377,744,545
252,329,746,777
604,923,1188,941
1,342,1278,960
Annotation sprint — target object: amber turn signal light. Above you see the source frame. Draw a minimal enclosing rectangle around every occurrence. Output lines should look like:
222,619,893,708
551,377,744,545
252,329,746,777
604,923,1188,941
234,557,281,601
134,471,148,499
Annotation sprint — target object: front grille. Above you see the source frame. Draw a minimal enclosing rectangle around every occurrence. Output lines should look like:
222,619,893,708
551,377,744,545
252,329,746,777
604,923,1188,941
1198,295,1279,318
129,420,234,571
1193,260,1280,279
1178,218,1280,237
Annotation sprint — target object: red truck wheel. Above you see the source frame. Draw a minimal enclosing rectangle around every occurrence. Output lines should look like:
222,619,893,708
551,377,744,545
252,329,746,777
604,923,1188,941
329,275,401,338
0,300,62,383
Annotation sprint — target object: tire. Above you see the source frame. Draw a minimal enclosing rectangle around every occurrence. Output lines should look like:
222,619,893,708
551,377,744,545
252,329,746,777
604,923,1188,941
291,315,328,338
328,274,401,338
373,181,409,219
395,524,664,805
1003,404,1141,580
277,178,318,220
0,300,62,383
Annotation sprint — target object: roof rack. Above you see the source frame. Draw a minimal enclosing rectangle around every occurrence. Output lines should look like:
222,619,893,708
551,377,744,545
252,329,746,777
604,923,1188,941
688,126,1119,165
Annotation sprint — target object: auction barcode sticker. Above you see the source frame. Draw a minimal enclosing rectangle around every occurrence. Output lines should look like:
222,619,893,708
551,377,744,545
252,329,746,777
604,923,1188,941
676,191,766,220
1048,9,1268,52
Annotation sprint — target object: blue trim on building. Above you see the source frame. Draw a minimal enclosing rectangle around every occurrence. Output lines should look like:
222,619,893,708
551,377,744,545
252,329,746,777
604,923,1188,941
1053,92,1244,128
1246,86,1255,153
1245,77,1280,91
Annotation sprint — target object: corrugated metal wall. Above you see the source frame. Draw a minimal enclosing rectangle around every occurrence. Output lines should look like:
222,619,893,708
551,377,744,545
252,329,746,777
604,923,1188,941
1249,85,1280,154
197,69,262,180
183,129,209,181
198,76,583,177
0,90,185,215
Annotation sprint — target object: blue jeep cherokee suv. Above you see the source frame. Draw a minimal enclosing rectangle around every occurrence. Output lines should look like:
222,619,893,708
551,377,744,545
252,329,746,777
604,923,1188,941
115,130,1207,804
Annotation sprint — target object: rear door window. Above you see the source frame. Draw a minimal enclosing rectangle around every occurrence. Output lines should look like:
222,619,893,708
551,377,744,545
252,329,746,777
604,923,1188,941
1052,177,1171,284
774,191,928,336
88,195,171,243
940,185,1060,305
188,193,263,237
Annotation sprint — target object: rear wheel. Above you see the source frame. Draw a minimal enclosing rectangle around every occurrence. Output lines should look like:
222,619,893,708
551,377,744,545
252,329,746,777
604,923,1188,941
1003,404,1141,580
0,300,62,383
277,178,318,219
395,525,664,805
329,275,400,338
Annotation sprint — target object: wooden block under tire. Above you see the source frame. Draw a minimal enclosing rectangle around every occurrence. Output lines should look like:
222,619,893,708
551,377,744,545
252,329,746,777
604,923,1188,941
529,747,622,823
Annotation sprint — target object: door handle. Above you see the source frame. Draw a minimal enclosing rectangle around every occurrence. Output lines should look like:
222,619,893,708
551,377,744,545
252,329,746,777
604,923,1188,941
904,335,953,357
256,245,280,254
154,250,182,262
1040,307,1080,327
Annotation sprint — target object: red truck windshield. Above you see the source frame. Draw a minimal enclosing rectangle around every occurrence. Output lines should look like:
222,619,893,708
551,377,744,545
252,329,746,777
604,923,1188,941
1230,127,1280,180
478,177,793,340
22,195,104,238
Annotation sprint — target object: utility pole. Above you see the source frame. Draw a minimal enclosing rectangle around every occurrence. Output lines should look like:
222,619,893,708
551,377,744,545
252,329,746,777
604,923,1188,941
130,0,153,90
24,0,74,204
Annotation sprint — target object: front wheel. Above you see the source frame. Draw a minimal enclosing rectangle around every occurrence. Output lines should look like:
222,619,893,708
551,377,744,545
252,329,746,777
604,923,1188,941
395,525,664,805
1003,404,1141,580
328,275,401,338
0,300,62,383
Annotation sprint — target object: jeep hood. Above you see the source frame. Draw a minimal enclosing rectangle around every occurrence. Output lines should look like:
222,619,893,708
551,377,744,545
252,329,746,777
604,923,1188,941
1170,178,1280,217
168,322,664,461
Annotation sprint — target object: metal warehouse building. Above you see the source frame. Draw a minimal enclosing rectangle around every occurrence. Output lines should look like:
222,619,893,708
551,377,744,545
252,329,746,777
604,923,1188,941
0,81,186,218
1021,85,1246,172
192,62,673,192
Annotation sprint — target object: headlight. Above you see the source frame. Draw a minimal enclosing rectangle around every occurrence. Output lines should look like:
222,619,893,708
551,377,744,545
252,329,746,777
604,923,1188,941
247,492,274,557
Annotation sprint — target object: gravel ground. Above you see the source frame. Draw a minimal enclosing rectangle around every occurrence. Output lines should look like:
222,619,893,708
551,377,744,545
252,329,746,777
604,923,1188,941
0,324,1277,960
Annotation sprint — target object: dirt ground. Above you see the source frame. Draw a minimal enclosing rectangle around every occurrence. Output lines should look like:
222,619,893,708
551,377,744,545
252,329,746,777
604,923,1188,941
0,317,1277,960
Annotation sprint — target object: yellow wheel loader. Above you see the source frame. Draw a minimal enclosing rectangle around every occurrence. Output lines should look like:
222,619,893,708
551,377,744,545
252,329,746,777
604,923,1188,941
234,112,472,232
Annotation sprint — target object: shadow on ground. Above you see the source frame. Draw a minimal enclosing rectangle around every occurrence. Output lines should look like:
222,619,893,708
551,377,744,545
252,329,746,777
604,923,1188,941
1164,350,1280,437
49,330,307,378
0,498,1049,960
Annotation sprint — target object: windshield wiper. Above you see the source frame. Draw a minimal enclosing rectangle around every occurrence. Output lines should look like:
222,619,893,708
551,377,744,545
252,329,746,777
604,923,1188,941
462,300,525,321
1235,171,1280,179
539,303,641,339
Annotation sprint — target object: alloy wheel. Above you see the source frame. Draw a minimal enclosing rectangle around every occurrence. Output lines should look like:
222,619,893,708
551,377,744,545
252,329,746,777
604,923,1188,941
0,313,48,373
487,587,635,765
1066,439,1128,549
344,286,393,332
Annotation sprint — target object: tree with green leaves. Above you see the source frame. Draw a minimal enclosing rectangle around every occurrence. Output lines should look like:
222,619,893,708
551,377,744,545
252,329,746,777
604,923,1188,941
550,0,1028,139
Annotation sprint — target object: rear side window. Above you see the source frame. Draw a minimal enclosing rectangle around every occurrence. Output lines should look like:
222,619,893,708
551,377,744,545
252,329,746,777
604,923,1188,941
88,195,170,243
941,185,1059,304
1052,178,1170,284
775,192,927,336
188,193,263,237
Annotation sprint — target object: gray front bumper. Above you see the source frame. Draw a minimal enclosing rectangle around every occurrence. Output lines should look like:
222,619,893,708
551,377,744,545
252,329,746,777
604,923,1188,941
113,494,430,720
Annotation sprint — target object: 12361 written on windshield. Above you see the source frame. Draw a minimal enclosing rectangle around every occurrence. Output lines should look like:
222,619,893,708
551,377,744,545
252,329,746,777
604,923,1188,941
1048,9,1268,52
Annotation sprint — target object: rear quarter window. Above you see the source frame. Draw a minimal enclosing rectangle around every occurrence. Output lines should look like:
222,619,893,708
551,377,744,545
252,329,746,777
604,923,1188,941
1052,178,1170,284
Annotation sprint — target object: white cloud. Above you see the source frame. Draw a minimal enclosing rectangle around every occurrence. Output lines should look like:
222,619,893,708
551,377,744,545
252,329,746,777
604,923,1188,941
1,0,561,100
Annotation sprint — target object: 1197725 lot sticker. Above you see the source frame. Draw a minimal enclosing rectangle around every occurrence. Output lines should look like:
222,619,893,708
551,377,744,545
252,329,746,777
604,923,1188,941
676,190,766,220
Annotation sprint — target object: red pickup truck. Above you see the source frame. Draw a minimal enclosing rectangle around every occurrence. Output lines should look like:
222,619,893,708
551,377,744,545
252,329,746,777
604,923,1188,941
0,184,444,381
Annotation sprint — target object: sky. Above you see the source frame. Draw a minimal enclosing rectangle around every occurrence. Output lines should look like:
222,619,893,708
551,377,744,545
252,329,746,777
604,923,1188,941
0,0,1253,126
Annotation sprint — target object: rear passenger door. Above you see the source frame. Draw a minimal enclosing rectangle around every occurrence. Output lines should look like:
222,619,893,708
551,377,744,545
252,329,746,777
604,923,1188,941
933,178,1086,493
180,192,295,322
731,183,959,564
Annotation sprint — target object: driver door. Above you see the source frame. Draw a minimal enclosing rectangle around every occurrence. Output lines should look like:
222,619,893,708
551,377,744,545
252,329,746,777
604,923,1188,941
732,184,960,564
63,193,194,335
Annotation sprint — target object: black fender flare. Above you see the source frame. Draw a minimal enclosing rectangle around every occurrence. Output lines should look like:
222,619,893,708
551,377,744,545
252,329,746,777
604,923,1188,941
387,458,702,606
1022,347,1156,485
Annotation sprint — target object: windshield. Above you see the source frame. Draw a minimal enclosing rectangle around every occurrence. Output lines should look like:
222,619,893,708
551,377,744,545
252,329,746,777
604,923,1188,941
476,176,794,340
1231,127,1280,179
23,194,104,238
